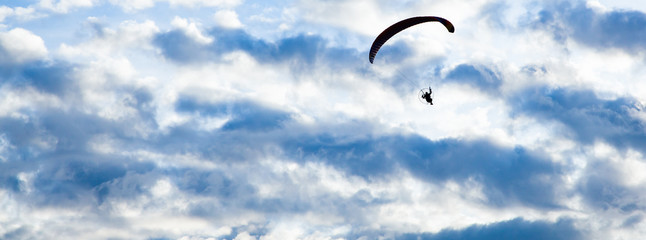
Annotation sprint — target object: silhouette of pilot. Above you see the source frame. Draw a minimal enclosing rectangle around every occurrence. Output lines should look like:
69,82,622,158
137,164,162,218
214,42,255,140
421,87,433,105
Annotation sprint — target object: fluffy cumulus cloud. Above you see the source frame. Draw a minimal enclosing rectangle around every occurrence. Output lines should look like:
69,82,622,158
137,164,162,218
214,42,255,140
1,0,645,239
214,9,244,29
0,28,48,64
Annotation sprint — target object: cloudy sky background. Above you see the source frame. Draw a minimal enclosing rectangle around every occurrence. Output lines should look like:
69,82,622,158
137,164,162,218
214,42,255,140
1,0,645,239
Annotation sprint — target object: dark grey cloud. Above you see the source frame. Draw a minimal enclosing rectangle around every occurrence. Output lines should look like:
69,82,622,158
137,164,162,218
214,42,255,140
0,91,568,217
535,1,646,53
176,97,290,131
153,25,426,96
153,29,214,63
0,109,157,206
154,27,366,69
173,168,255,199
506,84,646,213
173,98,567,209
32,157,128,206
0,98,363,221
0,45,13,66
444,64,503,94
0,60,76,96
0,226,32,240
576,158,646,215
396,217,582,240
510,87,646,153
286,134,563,208
622,214,644,228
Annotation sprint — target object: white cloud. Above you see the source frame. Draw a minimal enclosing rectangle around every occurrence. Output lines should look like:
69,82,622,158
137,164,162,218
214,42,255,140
166,0,242,8
234,232,257,240
171,16,213,44
13,7,41,21
0,6,42,23
109,0,156,11
295,0,491,38
0,134,13,163
0,28,48,63
107,0,243,11
52,19,162,126
0,6,12,22
214,9,243,29
38,0,96,13
56,18,160,69
595,0,646,12
0,87,61,118
295,0,384,36
563,41,646,102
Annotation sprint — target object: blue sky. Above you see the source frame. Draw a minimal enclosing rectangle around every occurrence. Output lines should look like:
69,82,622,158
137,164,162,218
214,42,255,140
0,0,645,239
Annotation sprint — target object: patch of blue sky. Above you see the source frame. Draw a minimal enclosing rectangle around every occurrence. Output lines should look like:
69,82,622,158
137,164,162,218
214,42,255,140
0,1,36,8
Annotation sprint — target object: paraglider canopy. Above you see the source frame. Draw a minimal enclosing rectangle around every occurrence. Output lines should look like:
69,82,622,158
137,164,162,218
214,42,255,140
369,16,454,64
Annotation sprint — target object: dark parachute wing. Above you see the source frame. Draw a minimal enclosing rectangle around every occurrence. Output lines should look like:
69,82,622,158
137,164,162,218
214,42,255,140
369,16,454,64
